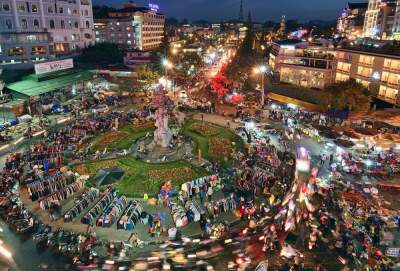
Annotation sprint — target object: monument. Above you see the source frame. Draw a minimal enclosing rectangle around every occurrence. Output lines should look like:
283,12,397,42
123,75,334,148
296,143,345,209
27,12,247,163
131,84,193,162
149,84,172,149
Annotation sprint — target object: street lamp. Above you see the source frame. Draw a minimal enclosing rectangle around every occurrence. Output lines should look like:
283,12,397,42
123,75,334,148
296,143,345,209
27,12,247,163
253,65,268,107
162,59,174,95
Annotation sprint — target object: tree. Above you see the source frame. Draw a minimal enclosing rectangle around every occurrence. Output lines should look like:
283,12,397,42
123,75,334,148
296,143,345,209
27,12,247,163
92,5,115,19
226,12,259,86
77,43,122,65
136,65,159,90
323,79,372,112
180,52,203,76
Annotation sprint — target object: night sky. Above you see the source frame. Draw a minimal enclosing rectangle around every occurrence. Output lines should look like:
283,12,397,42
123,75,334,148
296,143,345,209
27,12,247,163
93,0,367,22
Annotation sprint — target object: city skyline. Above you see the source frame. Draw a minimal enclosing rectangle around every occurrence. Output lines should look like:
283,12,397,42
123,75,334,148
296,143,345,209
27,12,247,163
93,0,367,22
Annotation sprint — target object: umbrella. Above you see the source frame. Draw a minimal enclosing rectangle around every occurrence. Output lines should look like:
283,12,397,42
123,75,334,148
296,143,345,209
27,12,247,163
94,167,125,186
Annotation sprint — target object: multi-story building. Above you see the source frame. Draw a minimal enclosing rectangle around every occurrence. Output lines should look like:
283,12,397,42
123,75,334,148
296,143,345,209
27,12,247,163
335,48,400,105
94,2,165,51
337,2,368,39
363,0,398,39
269,39,337,89
0,0,95,68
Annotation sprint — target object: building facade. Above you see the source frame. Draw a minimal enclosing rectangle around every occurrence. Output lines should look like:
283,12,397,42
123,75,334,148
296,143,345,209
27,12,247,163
363,0,398,39
269,40,337,89
0,0,95,67
335,48,400,105
337,2,368,39
94,3,164,51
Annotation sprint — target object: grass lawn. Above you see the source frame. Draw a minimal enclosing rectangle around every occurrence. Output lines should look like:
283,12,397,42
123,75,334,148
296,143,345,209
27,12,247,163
74,156,208,198
91,124,155,151
181,120,244,167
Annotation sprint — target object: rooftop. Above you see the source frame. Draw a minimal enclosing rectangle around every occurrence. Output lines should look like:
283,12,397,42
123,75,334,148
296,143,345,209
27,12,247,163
6,70,94,97
347,2,368,9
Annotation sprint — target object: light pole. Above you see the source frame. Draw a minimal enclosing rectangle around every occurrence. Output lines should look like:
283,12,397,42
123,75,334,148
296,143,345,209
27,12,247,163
253,65,267,108
162,59,173,96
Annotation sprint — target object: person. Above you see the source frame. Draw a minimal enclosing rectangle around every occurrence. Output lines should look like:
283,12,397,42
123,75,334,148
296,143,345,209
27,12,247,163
207,185,213,201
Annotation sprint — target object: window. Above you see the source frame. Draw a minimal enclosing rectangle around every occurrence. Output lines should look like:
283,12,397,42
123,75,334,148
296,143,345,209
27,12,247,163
48,6,53,13
33,19,39,28
50,20,55,29
73,9,77,14
18,4,25,13
67,8,71,14
85,21,90,28
68,20,72,27
21,19,28,29
59,7,63,13
5,19,12,29
84,10,88,16
31,4,38,13
61,20,65,29
3,3,10,11
74,22,79,28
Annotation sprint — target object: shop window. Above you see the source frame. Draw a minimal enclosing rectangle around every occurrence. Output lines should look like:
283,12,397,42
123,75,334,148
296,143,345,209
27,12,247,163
31,4,38,13
31,46,46,55
50,20,55,29
8,47,25,56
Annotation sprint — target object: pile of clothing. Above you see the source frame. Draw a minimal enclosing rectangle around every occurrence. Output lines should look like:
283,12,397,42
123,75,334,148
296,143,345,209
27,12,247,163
81,188,115,224
170,201,189,228
38,180,84,210
117,200,143,230
27,172,71,201
185,199,203,222
180,175,219,199
96,195,127,227
206,195,237,217
63,188,99,222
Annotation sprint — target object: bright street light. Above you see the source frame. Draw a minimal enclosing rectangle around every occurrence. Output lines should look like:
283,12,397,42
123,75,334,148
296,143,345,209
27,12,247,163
253,64,268,108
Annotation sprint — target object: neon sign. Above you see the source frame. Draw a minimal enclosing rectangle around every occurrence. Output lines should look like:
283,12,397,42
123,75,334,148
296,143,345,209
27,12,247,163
149,3,159,12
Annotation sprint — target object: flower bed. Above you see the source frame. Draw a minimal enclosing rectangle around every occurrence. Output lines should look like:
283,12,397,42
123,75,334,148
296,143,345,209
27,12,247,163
74,160,122,176
189,123,219,136
148,167,198,182
96,131,129,146
209,137,233,159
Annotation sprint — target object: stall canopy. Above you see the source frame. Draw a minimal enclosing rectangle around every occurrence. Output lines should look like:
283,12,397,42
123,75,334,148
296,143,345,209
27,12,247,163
6,69,94,100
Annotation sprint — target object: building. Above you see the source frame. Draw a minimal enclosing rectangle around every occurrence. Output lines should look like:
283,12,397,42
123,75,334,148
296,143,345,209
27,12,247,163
123,50,151,67
363,0,398,39
269,39,337,89
337,2,368,39
335,48,400,105
94,2,165,51
0,0,95,68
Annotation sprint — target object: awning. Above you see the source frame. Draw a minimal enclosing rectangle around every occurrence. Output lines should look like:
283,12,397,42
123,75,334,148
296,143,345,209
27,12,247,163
6,70,94,98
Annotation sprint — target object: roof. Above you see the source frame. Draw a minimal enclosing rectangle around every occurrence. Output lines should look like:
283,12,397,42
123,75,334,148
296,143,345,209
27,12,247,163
6,70,94,97
347,2,368,9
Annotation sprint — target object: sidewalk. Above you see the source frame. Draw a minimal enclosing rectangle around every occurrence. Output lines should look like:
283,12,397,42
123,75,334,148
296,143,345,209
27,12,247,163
192,113,240,129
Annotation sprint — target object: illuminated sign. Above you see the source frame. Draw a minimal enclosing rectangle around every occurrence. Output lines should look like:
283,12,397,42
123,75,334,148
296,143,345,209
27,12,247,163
149,3,159,12
34,59,74,75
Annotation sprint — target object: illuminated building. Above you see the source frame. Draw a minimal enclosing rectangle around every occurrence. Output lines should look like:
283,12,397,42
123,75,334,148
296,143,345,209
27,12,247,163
269,39,336,89
337,2,368,39
363,0,398,39
94,2,165,51
0,0,94,68
335,48,400,105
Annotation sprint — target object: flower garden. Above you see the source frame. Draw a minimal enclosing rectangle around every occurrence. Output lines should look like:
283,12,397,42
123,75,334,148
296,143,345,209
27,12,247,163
91,122,155,151
182,120,244,166
74,157,208,198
